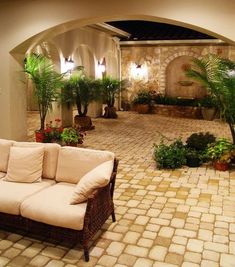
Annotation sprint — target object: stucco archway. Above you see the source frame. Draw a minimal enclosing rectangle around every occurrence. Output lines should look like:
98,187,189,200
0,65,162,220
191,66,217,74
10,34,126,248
1,0,235,139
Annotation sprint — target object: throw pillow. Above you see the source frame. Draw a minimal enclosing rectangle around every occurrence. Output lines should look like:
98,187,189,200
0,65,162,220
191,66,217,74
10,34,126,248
5,146,44,183
70,160,113,204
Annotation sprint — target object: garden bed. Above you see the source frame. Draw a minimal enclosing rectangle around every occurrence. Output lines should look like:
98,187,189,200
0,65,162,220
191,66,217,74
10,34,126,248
152,104,202,119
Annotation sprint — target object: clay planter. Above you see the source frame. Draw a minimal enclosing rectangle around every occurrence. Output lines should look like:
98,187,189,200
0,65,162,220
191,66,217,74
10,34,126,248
136,104,149,114
74,115,95,131
35,130,45,143
201,107,216,121
213,161,229,171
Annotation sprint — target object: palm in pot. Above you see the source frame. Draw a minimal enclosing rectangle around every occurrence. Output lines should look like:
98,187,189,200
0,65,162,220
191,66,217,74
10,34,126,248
62,74,100,130
24,54,64,132
100,76,123,118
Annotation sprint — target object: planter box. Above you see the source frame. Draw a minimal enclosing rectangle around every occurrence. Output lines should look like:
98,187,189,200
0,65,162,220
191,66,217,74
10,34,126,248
152,104,202,119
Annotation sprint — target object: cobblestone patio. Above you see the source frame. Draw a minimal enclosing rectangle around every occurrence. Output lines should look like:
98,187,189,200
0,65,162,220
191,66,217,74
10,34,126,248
1,112,235,267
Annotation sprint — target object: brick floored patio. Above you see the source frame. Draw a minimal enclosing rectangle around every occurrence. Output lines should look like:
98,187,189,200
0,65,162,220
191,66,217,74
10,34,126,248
1,111,235,267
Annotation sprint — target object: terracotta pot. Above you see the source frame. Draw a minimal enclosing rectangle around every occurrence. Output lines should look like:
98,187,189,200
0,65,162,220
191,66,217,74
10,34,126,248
213,161,229,171
201,107,216,121
35,131,45,143
74,115,95,131
136,104,149,114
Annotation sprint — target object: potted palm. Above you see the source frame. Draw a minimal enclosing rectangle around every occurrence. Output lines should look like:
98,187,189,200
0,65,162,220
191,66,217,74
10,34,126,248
62,74,100,130
132,89,152,114
186,54,235,142
206,138,234,171
198,96,217,120
24,54,64,142
100,76,123,118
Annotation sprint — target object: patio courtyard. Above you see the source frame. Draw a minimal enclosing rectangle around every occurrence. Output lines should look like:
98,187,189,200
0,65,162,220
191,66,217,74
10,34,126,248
0,112,234,267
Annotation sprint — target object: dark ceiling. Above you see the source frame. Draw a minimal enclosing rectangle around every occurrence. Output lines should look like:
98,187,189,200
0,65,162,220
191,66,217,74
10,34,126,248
107,20,215,41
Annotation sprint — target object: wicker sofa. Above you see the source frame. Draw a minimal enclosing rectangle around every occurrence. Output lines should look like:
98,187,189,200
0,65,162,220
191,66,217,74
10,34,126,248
0,139,118,261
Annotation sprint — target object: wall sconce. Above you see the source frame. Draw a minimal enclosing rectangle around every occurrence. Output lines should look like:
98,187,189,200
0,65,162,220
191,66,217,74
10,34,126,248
64,57,74,73
98,58,106,73
130,62,148,80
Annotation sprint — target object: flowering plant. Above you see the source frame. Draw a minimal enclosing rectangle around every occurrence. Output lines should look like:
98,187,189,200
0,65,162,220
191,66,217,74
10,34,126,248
44,119,63,143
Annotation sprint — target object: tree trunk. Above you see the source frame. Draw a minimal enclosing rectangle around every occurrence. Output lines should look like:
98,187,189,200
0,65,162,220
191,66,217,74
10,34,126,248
103,106,117,118
228,122,235,144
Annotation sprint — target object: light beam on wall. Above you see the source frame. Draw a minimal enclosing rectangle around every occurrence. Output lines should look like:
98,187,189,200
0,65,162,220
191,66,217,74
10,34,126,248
130,62,148,80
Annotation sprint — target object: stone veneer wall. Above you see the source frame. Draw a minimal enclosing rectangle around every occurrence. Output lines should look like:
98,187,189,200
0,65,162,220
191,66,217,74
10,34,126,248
121,44,234,104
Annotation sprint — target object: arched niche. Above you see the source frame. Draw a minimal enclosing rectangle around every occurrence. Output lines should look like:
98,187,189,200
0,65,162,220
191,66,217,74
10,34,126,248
166,55,207,99
74,45,95,77
74,45,102,117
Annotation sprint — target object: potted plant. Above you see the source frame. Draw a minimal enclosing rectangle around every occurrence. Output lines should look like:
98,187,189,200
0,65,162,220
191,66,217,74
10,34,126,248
44,119,63,143
206,138,234,171
132,89,152,114
186,54,235,142
61,127,85,146
185,148,202,167
24,54,64,142
62,74,100,130
186,132,216,151
153,139,186,169
198,96,217,120
100,76,123,118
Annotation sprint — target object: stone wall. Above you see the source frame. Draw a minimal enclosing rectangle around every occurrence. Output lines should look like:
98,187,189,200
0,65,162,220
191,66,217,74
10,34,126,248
121,44,233,104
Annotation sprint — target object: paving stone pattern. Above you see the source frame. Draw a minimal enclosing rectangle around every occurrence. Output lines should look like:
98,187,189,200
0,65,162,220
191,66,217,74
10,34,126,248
1,112,235,266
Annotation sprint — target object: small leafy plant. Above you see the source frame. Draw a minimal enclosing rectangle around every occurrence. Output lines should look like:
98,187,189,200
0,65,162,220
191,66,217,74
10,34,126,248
61,127,85,145
186,132,216,151
153,139,186,169
206,138,234,163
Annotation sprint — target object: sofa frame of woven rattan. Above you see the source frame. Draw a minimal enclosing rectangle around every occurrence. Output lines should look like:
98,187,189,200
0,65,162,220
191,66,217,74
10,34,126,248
0,159,118,262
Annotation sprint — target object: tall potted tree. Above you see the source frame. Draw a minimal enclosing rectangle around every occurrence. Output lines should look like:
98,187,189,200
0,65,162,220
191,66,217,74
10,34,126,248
186,54,235,143
62,74,100,130
24,54,64,141
100,76,123,118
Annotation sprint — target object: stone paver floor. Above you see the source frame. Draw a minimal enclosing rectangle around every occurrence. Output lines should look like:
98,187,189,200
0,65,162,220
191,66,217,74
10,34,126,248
1,111,235,267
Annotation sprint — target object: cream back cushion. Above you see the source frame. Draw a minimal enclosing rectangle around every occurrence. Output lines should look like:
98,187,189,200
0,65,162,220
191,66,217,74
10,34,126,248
0,139,14,172
5,146,44,183
56,147,115,184
14,142,60,179
70,160,114,204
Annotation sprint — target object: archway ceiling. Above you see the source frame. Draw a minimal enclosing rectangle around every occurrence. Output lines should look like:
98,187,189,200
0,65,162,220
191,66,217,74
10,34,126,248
107,20,215,41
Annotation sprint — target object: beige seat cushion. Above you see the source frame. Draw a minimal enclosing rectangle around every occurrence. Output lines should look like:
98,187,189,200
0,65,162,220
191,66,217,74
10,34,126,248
70,160,114,204
21,183,87,230
56,147,115,184
0,179,55,215
0,139,14,172
5,146,44,183
0,172,6,179
14,142,60,179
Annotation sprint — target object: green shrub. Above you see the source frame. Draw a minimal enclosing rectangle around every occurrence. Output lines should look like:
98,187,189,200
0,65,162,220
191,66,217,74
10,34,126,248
132,89,155,105
186,132,216,151
153,140,186,169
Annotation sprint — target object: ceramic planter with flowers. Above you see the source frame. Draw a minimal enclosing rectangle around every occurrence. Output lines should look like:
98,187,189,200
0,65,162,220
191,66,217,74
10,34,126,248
206,138,234,171
44,119,63,144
